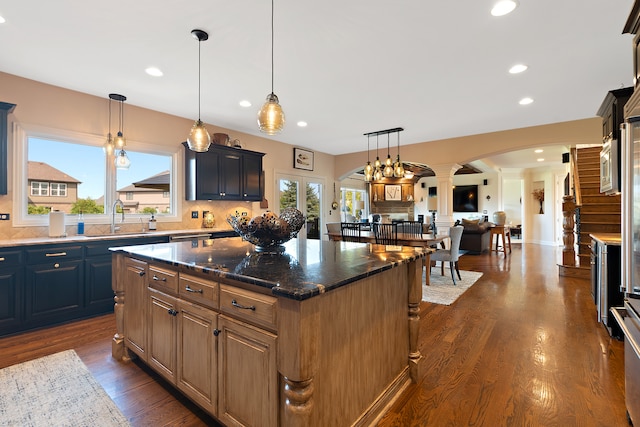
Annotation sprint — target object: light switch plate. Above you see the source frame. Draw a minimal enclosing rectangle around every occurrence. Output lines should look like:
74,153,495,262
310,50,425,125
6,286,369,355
0,213,9,220
191,211,199,219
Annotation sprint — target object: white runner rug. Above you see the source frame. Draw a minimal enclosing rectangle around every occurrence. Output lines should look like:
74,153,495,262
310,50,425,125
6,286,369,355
422,268,483,305
0,349,130,426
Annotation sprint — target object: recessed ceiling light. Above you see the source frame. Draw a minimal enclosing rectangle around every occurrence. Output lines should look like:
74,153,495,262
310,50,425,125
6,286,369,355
509,64,528,74
534,149,543,153
537,158,544,162
297,121,308,127
239,100,252,108
519,97,534,105
491,0,518,16
145,67,163,77
0,15,5,24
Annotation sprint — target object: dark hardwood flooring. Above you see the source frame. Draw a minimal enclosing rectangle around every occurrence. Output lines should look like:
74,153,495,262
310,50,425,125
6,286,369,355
0,243,627,426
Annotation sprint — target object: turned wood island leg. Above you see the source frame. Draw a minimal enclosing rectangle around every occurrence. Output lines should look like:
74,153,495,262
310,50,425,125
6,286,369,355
407,255,424,381
277,297,319,427
112,253,125,360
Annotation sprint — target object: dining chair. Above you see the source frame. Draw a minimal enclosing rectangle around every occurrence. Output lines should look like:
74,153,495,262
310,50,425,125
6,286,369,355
373,223,398,245
341,222,362,242
400,220,423,238
430,225,464,285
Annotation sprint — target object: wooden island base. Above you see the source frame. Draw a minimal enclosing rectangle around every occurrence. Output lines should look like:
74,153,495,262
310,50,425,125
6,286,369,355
112,242,426,427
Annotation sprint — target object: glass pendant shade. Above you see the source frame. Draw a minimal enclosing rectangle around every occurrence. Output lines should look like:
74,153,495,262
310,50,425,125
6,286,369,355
257,93,285,135
383,162,394,178
394,156,405,177
115,150,131,169
103,133,114,156
374,157,381,169
373,167,383,181
364,171,372,182
364,161,373,176
187,119,212,152
114,131,125,149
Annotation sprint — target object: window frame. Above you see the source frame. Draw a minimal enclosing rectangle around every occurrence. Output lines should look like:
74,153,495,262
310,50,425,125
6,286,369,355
13,123,183,227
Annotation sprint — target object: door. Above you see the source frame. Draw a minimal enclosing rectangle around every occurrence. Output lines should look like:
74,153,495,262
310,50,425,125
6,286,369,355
148,288,178,383
276,174,324,240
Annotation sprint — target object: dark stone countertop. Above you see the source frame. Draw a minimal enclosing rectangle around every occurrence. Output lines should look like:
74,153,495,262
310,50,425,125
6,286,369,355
111,237,426,301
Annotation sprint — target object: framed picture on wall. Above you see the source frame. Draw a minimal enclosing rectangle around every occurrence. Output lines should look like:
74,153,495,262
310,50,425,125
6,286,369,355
384,184,402,201
293,148,314,171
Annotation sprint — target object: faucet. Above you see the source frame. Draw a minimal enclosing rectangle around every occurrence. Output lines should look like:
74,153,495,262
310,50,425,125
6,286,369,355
111,199,125,233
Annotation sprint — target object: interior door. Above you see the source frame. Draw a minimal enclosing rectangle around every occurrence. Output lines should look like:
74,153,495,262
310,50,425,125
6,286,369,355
276,174,324,240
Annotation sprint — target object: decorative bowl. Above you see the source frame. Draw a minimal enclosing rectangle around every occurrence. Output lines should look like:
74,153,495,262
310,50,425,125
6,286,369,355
226,208,305,251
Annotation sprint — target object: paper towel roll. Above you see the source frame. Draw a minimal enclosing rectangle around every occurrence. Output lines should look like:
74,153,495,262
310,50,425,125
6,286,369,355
49,211,66,237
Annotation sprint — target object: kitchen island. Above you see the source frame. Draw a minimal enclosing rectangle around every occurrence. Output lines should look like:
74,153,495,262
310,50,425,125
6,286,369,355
111,237,429,427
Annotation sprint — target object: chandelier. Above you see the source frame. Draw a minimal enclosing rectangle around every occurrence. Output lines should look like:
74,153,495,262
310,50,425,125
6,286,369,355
363,127,404,181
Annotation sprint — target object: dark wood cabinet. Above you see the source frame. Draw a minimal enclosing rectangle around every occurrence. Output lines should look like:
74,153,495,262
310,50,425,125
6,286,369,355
184,143,264,201
0,249,24,334
597,87,633,142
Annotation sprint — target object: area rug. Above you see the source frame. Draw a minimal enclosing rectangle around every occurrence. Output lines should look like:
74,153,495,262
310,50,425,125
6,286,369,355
0,349,130,426
422,268,483,305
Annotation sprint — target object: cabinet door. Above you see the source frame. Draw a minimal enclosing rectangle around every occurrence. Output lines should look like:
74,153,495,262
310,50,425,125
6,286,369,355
221,152,242,199
123,257,148,360
25,259,83,324
84,254,114,314
242,153,263,201
177,299,218,416
218,316,277,427
0,266,23,334
148,288,178,384
196,150,222,200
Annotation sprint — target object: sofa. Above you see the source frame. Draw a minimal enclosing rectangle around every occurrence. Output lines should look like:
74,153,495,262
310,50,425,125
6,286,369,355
457,218,492,254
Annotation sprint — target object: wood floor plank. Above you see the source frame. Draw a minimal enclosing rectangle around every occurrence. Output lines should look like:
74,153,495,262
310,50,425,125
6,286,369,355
0,243,627,426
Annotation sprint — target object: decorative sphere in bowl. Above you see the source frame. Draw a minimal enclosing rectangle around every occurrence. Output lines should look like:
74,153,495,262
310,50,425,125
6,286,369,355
227,208,305,251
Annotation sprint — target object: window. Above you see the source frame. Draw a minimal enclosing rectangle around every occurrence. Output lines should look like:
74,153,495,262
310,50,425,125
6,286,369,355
14,124,181,226
31,182,49,196
50,183,67,197
341,188,366,221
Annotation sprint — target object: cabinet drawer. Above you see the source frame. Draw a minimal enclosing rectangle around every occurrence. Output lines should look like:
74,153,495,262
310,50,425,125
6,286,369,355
179,274,218,309
148,264,178,294
219,284,276,330
0,249,23,267
26,245,83,265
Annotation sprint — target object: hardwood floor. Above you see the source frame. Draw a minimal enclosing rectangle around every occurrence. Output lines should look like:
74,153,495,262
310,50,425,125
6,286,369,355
0,243,626,426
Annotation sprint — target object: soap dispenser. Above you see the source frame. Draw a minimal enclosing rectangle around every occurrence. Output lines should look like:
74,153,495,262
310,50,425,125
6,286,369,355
148,214,157,231
77,211,84,235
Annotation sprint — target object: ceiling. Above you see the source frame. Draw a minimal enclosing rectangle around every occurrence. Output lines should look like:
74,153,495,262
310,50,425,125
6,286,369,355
0,0,635,170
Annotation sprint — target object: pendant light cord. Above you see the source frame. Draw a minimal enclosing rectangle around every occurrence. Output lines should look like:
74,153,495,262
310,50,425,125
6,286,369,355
271,0,275,94
198,37,202,120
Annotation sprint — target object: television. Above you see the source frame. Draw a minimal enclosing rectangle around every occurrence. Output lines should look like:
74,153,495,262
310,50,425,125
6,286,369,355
452,185,479,213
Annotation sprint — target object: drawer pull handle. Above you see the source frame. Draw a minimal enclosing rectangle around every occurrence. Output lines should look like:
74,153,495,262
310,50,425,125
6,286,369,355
231,299,256,311
167,309,178,316
46,252,67,257
0,257,5,262
138,271,145,277
54,263,60,269
152,275,167,282
213,329,220,336
185,285,203,294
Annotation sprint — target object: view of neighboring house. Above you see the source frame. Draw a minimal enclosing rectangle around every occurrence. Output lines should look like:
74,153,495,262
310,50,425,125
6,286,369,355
27,161,81,212
116,170,170,214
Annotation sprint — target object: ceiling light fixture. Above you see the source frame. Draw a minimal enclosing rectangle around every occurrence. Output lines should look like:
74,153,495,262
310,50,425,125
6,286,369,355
374,135,382,181
534,149,543,153
364,134,373,182
257,0,285,135
187,29,211,152
383,134,394,178
145,67,163,77
110,93,130,169
103,94,116,156
519,97,534,105
239,100,252,108
491,0,518,16
509,64,528,74
394,129,405,178
297,121,308,127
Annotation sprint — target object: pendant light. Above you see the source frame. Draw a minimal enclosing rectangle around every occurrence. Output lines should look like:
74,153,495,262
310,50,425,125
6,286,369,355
112,94,130,170
257,0,285,135
394,130,405,178
103,95,116,156
383,133,394,177
364,134,373,182
373,135,383,181
187,29,211,152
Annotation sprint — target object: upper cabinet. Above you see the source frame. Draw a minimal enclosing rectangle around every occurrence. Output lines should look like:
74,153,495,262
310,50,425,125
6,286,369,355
0,102,17,196
623,2,640,117
184,143,265,201
597,87,633,142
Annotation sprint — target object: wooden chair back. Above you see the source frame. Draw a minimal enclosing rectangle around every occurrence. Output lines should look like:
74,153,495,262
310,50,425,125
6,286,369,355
340,222,362,242
373,223,398,245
